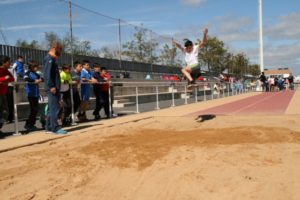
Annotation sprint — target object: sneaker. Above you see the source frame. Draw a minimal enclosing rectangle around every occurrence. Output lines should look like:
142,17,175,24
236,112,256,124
112,113,118,118
6,120,13,124
54,129,68,135
77,113,88,122
187,83,198,90
94,115,101,120
24,125,38,132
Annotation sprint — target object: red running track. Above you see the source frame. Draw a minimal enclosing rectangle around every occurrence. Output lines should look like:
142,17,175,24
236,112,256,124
187,91,295,117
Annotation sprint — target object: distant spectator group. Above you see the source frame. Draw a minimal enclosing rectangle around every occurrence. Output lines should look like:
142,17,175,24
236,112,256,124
259,72,295,92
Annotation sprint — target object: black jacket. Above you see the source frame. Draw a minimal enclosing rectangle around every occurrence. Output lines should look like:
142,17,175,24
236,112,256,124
43,54,61,92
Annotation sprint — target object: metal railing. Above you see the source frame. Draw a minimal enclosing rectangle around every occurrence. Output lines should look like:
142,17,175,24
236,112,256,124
8,80,257,135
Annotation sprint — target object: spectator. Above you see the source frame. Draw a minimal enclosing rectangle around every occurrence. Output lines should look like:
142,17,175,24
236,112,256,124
278,77,284,91
213,83,220,95
268,76,274,92
92,63,105,120
12,55,25,81
99,67,111,119
78,60,97,121
274,76,279,92
145,74,151,80
259,72,267,92
60,64,72,125
0,55,14,133
43,41,67,134
23,61,43,132
288,73,294,90
71,61,82,116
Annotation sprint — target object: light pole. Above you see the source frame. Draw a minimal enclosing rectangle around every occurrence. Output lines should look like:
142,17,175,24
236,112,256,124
69,0,76,125
258,0,264,72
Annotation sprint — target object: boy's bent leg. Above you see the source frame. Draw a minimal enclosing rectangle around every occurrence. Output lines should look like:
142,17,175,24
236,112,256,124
181,67,193,82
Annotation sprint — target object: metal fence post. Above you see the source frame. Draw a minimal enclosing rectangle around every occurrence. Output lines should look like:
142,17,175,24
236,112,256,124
218,84,220,99
13,83,20,135
135,86,140,113
184,85,188,105
68,1,76,125
155,86,160,110
108,85,112,118
203,84,206,101
211,83,214,100
222,83,225,98
219,83,223,98
171,85,175,107
227,83,230,97
69,83,76,125
195,86,198,103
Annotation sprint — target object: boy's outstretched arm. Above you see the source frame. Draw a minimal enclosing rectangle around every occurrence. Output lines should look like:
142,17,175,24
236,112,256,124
198,28,208,49
172,38,185,52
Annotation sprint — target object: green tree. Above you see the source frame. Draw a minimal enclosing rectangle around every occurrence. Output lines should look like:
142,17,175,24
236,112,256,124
159,44,182,67
16,39,41,49
198,36,227,73
99,46,120,59
232,53,249,77
44,32,61,50
122,27,158,63
248,64,260,76
62,33,95,56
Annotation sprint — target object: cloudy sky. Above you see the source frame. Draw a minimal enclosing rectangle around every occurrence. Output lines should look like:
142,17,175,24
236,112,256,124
0,0,299,74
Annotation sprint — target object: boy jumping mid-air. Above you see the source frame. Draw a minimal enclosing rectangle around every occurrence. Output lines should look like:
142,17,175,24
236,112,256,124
172,28,208,89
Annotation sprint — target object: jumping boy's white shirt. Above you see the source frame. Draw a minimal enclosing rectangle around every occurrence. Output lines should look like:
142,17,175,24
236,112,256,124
185,45,199,66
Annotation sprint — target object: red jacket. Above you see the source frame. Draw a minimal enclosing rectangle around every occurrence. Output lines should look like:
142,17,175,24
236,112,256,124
0,67,14,95
100,73,111,92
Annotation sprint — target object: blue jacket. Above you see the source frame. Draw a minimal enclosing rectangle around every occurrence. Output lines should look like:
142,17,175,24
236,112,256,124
13,60,25,78
24,71,41,97
43,54,61,92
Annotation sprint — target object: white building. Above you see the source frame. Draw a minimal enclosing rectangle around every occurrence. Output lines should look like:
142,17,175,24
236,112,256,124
264,68,292,78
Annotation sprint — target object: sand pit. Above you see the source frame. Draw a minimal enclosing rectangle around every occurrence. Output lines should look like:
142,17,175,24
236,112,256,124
1,115,300,200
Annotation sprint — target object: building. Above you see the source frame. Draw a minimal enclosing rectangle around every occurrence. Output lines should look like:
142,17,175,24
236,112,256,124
264,67,292,78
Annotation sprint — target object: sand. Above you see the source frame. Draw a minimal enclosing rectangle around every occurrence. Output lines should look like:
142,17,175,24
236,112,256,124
1,92,300,200
0,114,300,200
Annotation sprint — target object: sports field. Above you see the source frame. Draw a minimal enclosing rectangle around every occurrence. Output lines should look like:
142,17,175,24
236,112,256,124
0,90,300,200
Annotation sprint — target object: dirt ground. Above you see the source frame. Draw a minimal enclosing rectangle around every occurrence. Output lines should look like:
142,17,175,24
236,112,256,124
1,114,300,200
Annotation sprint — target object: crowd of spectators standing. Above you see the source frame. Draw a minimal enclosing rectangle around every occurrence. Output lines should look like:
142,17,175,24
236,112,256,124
259,72,295,92
0,41,114,135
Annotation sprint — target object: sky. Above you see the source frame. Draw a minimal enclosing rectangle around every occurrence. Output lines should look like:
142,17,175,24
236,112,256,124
0,0,299,75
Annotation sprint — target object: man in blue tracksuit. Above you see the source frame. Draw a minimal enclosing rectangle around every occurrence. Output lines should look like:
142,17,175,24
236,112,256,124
43,41,67,134
24,61,43,132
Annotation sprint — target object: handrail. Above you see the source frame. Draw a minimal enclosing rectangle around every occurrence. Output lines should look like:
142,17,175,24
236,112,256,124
8,80,257,136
